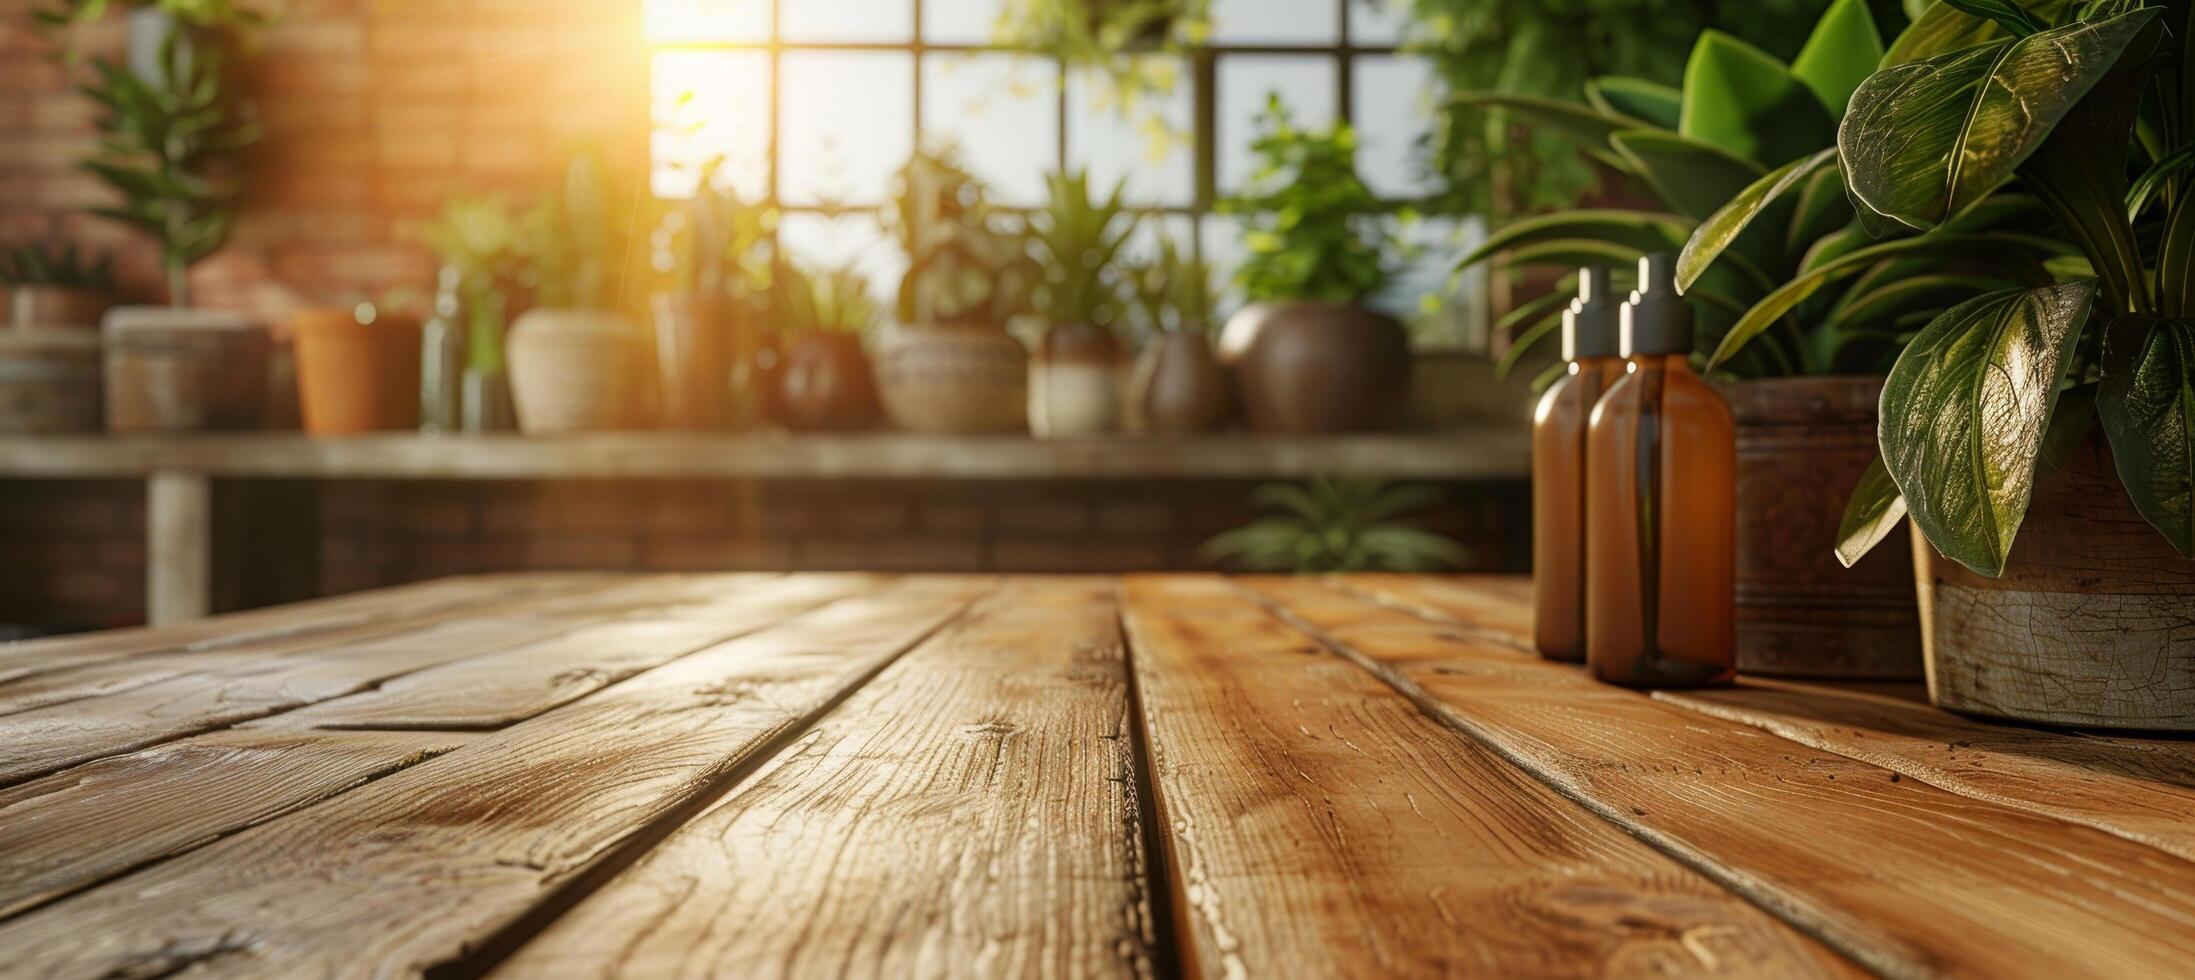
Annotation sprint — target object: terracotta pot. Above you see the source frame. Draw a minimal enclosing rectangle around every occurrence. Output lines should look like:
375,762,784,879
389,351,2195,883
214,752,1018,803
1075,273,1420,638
652,292,729,430
1129,331,1227,434
101,306,268,433
1914,436,2195,730
9,285,110,330
776,331,879,431
506,308,637,434
291,308,422,436
0,329,101,433
1725,377,1921,678
873,322,1028,434
1030,321,1123,438
1221,300,1411,434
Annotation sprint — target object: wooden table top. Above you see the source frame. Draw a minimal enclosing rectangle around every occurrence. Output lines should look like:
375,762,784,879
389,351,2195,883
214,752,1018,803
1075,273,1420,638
1,573,2191,978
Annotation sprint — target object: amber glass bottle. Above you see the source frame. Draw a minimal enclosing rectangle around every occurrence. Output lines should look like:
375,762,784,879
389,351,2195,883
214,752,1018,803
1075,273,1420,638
1585,255,1735,688
1531,268,1624,662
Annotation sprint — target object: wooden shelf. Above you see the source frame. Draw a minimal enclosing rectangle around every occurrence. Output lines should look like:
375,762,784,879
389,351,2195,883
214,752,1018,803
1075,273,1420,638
0,430,1529,481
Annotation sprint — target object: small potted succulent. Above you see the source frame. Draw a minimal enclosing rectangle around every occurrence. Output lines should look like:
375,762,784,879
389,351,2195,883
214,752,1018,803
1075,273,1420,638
506,151,642,434
1,241,114,329
1027,169,1139,438
1126,237,1227,434
875,147,1040,434
767,257,882,431
1218,97,1411,434
0,241,113,433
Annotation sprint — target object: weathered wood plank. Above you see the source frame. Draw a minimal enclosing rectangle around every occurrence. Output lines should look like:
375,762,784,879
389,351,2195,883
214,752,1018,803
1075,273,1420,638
1657,678,2195,864
0,577,990,979
0,728,475,919
1333,573,1535,648
1122,575,1857,979
496,578,1157,979
1259,576,2195,980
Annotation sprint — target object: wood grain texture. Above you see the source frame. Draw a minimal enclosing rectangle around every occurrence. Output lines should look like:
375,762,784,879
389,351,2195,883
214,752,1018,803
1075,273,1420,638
0,728,475,918
1122,574,1857,979
1658,678,2195,863
0,577,990,979
497,578,1159,980
1331,573,1535,648
1263,576,2195,980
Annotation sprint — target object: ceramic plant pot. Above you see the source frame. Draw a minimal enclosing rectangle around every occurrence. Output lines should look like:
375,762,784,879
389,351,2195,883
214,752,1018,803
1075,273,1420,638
507,308,638,434
1221,300,1411,434
101,306,269,433
873,322,1028,434
0,329,101,433
1914,436,2195,730
1129,331,1227,435
775,330,879,431
291,308,423,436
1725,376,1921,678
8,285,110,330
1029,321,1123,438
652,291,729,430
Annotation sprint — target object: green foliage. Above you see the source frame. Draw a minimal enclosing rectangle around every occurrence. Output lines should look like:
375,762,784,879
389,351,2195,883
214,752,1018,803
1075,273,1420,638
0,240,115,291
770,258,878,337
885,147,1039,327
992,0,1205,140
78,21,257,307
652,157,777,309
419,193,528,374
514,149,637,312
1200,479,1467,574
36,0,270,31
1127,237,1217,335
1221,97,1394,304
1028,169,1141,327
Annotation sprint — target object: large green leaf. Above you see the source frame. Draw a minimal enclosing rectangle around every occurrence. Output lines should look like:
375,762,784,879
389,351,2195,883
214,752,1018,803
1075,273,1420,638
1585,77,1682,131
1678,148,1838,292
1841,9,2162,232
1452,210,1692,273
1834,456,1909,567
1938,0,2045,37
1882,0,2076,66
2097,316,2195,556
1680,31,1838,166
1791,0,1886,117
1879,281,2097,576
1609,129,1768,221
2127,143,2195,221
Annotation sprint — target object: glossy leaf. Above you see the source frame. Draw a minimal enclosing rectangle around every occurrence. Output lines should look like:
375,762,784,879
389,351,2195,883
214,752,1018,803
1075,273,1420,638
1834,456,1909,567
1678,149,1837,293
1939,0,2045,37
2127,143,2195,220
1787,149,1857,251
1452,210,1691,273
1791,0,1886,117
2097,316,2195,556
1883,0,2075,66
1841,9,2161,231
1878,281,2096,576
1680,31,1838,166
1585,76,1682,131
1609,129,1768,221
1829,272,2009,329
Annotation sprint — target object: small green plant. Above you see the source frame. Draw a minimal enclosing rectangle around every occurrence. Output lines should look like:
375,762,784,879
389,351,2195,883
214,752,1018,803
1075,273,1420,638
0,241,115,292
1202,478,1467,573
652,156,776,307
1029,169,1141,328
1222,96,1395,305
420,193,530,374
1128,237,1216,335
885,146,1039,327
771,258,878,336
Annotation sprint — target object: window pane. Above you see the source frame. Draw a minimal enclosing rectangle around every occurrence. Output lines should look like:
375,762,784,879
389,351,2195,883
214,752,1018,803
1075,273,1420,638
1066,58,1193,208
1346,0,1407,46
645,0,769,43
780,51,915,207
1373,216,1491,349
1198,214,1249,315
923,0,1003,44
1352,55,1439,198
778,212,906,317
783,0,913,42
1217,55,1337,195
651,50,771,200
1210,0,1337,45
920,53,1058,206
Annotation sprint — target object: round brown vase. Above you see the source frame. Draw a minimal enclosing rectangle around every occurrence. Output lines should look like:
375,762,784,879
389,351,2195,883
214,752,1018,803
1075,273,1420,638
1915,436,2195,730
1129,331,1227,434
776,331,879,431
9,285,110,330
507,308,638,434
651,292,729,430
101,307,270,433
0,329,101,433
1029,321,1123,438
292,308,422,436
1726,377,1921,678
873,322,1028,434
1221,300,1411,434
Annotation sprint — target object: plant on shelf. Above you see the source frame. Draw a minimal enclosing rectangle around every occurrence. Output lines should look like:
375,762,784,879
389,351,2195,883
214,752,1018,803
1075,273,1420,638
993,0,1205,142
1027,168,1141,437
767,257,882,432
649,156,778,430
1202,478,1467,573
421,193,527,376
503,150,644,434
1124,237,1227,433
0,239,117,328
771,259,878,339
1129,237,1215,336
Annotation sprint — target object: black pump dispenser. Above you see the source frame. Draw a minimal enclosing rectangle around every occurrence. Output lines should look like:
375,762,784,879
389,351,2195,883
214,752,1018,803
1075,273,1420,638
1621,254,1693,357
1562,266,1621,361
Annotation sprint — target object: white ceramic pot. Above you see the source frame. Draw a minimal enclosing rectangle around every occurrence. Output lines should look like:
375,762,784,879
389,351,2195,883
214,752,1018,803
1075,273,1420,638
506,308,637,434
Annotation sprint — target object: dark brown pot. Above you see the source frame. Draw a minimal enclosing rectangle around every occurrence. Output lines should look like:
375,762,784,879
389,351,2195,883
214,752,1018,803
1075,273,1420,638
776,330,879,431
1030,321,1123,438
652,292,729,430
0,329,101,433
101,307,270,433
1916,436,2195,730
1130,331,1226,434
1221,301,1411,434
1726,377,1921,678
9,285,110,330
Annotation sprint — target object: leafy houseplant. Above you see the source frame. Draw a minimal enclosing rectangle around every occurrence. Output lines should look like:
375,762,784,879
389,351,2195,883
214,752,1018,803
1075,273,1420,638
1028,169,1141,437
1202,479,1467,573
650,159,775,431
1,241,115,328
768,258,882,431
504,151,643,434
1126,239,1229,433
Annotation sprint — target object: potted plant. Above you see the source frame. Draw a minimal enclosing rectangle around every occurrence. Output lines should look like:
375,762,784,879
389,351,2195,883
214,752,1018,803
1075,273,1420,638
1027,169,1139,438
649,157,775,431
767,257,882,432
1125,237,1227,434
1202,479,1467,572
419,193,529,432
1819,1,2195,729
875,147,1040,434
506,151,642,435
1,241,114,328
1217,97,1411,434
